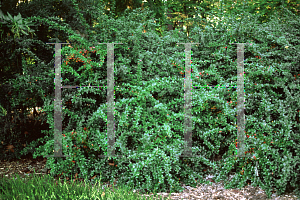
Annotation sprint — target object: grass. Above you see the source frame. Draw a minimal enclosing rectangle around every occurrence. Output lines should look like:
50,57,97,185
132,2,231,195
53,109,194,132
0,170,172,200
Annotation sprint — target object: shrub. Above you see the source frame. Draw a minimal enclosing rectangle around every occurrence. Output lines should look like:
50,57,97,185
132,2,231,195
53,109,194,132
15,4,300,199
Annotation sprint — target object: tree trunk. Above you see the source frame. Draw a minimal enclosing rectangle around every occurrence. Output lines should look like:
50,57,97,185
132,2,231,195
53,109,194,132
165,8,173,31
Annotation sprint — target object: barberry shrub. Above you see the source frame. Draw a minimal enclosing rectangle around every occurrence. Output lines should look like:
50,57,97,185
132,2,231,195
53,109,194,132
17,4,300,198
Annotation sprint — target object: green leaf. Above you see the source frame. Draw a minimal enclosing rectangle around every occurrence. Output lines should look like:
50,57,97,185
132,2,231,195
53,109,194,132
0,9,4,19
0,104,7,116
28,28,35,33
0,20,8,25
14,16,19,22
20,29,29,35
15,13,22,21
2,15,10,22
17,18,23,26
18,24,26,30
6,12,13,21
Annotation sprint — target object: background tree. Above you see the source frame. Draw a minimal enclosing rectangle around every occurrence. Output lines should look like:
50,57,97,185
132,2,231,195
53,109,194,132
0,0,108,118
162,0,209,36
0,0,28,84
2,0,299,112
148,0,300,37
0,0,112,161
221,0,300,24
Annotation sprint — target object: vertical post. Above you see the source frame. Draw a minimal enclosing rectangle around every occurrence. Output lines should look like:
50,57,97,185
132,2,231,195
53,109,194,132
183,44,192,157
177,42,200,158
46,40,71,158
236,43,246,157
107,43,116,158
54,43,63,157
229,42,252,159
96,43,123,159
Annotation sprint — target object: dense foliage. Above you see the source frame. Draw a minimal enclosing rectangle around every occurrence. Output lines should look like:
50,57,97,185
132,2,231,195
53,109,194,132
0,0,110,161
0,0,299,198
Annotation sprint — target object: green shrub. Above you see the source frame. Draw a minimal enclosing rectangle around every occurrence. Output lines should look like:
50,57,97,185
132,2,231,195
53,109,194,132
190,7,300,198
11,4,300,199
